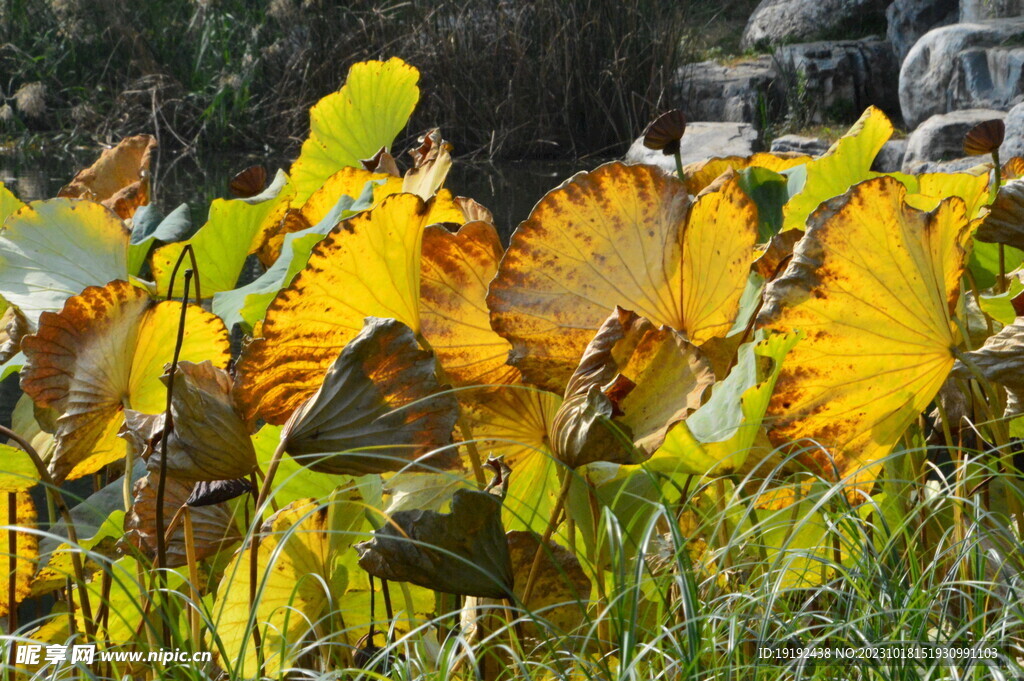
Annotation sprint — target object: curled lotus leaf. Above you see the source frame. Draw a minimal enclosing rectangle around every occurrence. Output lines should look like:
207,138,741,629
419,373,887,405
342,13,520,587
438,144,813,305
683,152,810,195
550,387,632,470
228,165,268,198
281,317,460,475
187,478,254,507
59,135,156,220
123,471,242,568
355,485,513,599
20,280,230,482
488,162,758,393
952,317,1024,415
976,179,1024,250
235,193,507,425
403,128,453,199
0,491,38,618
757,176,973,486
0,198,129,329
0,304,28,365
122,360,256,482
290,58,421,205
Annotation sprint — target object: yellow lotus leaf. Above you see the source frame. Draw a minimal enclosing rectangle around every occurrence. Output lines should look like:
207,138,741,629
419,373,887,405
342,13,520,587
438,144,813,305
123,471,242,567
0,442,39,492
462,387,563,533
757,176,972,484
0,198,129,328
152,172,293,297
213,495,366,678
782,106,893,231
421,221,521,386
58,135,157,219
290,58,420,205
0,491,38,618
905,171,991,219
488,162,758,392
0,182,25,224
684,152,811,195
20,280,230,482
11,393,55,466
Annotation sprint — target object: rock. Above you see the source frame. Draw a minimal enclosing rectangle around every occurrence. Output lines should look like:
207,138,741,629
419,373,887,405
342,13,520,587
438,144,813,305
679,56,782,127
901,108,1006,172
741,0,889,50
872,138,909,172
886,0,959,65
774,39,902,125
1001,101,1024,160
960,0,1024,21
899,19,1024,129
770,134,830,155
624,122,759,171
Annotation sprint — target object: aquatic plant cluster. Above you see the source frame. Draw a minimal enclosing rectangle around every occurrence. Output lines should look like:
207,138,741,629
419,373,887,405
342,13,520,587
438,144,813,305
1,58,1024,680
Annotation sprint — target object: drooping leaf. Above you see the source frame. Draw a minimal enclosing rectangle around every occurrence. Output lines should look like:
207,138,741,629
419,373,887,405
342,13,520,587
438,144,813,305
0,491,38,618
757,176,973,486
782,106,893,231
979,278,1024,325
58,135,157,219
20,280,230,482
123,471,242,567
122,361,256,481
737,166,789,240
355,486,513,598
0,198,129,328
647,330,800,476
420,221,521,386
0,304,27,366
127,203,194,276
488,162,758,392
214,495,366,678
280,317,460,475
684,152,810,195
976,179,1024,249
952,317,1024,414
290,58,420,205
402,129,453,199
152,170,291,297
504,530,591,636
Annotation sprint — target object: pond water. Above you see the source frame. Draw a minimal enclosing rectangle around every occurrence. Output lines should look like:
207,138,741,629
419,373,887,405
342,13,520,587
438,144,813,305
0,148,595,241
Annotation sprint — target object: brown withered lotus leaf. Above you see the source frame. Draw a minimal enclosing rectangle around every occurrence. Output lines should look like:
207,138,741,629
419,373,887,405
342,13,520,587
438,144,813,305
753,230,803,281
683,153,811,195
58,135,156,219
361,147,401,176
228,165,268,198
123,471,241,568
187,478,254,507
505,530,590,637
562,308,715,459
403,129,453,200
454,197,494,225
125,361,256,481
757,176,973,485
20,280,230,483
1004,156,1024,180
0,304,27,364
951,317,1024,415
642,109,686,155
976,179,1024,250
355,486,513,598
421,221,521,386
963,119,1005,156
488,162,758,393
550,388,632,469
280,317,460,476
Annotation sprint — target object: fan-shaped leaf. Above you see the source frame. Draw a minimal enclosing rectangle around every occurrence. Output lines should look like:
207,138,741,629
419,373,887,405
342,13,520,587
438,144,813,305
20,280,230,482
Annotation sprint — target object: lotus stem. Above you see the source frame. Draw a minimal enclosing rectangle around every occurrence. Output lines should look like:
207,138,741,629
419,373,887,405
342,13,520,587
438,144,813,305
7,492,18,643
0,424,94,639
182,507,202,652
521,470,573,605
248,469,265,667
673,149,684,183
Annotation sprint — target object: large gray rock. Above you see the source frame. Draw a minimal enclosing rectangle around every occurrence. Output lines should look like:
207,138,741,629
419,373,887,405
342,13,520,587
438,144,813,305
872,138,909,172
886,0,959,64
960,0,1024,21
624,122,760,171
900,19,1024,129
741,0,889,50
770,134,830,155
902,108,1006,172
679,56,782,127
774,39,902,125
1001,101,1024,159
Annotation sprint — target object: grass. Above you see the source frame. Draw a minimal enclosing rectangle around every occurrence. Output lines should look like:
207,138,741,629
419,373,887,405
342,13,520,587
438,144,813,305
6,429,1024,680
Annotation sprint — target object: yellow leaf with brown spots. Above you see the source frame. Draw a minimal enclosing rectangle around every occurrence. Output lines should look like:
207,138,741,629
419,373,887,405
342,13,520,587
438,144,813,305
0,491,38,618
684,152,811,195
488,162,758,392
59,135,156,220
421,221,521,386
20,280,230,482
0,182,25,224
757,176,973,484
